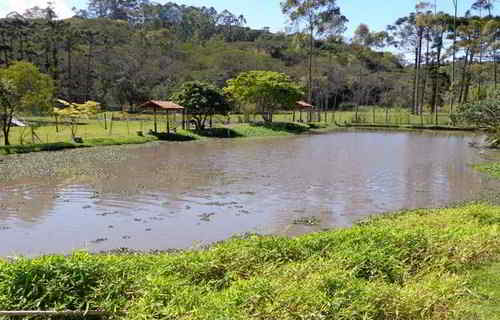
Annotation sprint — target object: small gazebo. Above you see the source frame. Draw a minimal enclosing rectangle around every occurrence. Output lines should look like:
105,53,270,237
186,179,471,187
296,101,314,122
138,100,184,133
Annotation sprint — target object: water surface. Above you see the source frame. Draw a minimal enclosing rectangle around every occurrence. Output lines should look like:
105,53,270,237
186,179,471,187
0,130,498,256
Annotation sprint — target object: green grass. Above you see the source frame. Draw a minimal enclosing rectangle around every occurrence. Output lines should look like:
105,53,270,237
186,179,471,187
466,262,500,319
1,202,500,319
0,136,157,155
0,142,81,154
475,162,500,179
222,108,453,126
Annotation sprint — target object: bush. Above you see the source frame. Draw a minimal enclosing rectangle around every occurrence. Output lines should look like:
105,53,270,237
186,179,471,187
487,128,500,148
453,98,500,129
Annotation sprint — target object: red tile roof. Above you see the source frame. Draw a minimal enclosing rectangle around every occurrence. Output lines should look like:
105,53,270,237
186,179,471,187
296,101,314,108
139,100,184,110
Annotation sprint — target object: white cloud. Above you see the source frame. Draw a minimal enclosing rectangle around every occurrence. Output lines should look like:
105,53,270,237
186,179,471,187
0,0,73,18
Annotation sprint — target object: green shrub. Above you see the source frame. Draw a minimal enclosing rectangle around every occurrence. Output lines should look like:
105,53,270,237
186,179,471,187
453,98,500,129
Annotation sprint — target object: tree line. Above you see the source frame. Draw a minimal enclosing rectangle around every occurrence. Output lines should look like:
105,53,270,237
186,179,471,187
1,0,500,119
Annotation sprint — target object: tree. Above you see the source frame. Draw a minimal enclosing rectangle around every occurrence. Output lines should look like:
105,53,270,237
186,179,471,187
171,81,230,130
224,70,303,122
450,0,458,114
353,24,391,49
0,61,55,145
281,0,347,104
54,100,101,139
453,94,500,147
387,13,420,113
217,10,246,42
0,79,18,146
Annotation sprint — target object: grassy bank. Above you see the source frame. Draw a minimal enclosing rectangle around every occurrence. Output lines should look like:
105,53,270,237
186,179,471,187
0,122,326,155
0,202,499,319
342,123,477,131
0,136,157,155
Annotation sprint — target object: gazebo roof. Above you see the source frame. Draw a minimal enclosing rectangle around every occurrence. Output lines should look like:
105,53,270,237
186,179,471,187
139,100,184,110
296,101,314,108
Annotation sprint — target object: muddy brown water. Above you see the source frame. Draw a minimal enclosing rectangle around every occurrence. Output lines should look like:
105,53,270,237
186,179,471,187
0,130,499,256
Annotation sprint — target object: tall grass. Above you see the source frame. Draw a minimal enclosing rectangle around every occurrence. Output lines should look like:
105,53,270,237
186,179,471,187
1,203,499,319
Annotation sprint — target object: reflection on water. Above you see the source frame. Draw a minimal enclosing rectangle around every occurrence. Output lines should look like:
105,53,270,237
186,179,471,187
0,130,499,256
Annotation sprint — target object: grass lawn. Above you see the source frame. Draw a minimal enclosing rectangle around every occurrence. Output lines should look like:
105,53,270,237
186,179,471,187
0,118,333,155
467,262,500,319
3,108,453,144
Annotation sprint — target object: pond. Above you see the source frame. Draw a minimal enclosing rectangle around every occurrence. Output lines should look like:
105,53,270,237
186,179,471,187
0,130,499,256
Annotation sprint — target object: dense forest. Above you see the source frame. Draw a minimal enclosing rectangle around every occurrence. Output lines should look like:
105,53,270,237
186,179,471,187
1,0,500,113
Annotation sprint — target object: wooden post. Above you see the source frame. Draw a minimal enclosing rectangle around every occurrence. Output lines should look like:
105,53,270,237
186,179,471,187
154,106,157,133
167,110,170,133
182,109,185,130
109,112,113,135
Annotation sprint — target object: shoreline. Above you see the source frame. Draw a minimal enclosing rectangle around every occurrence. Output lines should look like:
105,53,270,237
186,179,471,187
0,121,481,156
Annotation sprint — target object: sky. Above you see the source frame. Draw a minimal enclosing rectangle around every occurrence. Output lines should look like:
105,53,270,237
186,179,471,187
0,0,488,37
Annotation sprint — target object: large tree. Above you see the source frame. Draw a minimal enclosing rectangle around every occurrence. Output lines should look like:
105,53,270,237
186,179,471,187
281,0,347,104
0,61,55,145
224,70,303,122
171,81,231,131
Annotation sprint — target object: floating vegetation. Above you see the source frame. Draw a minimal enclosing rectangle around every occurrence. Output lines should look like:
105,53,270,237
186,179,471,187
292,216,321,226
97,211,119,217
90,238,108,244
198,212,216,221
204,201,238,207
239,191,256,195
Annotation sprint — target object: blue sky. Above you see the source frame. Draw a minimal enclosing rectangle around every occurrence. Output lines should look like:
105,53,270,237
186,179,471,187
161,0,482,37
1,0,486,37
